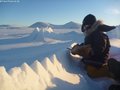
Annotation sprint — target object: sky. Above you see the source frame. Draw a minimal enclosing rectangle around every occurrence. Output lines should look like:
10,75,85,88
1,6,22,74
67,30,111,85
0,0,120,26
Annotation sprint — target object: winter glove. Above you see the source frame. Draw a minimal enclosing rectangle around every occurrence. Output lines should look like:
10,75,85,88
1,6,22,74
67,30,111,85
71,44,92,58
71,44,81,55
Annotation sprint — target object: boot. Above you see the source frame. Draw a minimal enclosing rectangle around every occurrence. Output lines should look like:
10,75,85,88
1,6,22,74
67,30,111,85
109,84,120,90
108,58,120,81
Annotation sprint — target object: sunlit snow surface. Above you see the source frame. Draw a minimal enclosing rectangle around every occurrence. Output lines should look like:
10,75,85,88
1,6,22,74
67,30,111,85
0,27,120,90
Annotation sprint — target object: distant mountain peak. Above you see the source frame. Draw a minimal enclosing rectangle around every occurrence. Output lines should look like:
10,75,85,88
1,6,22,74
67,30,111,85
67,21,77,23
68,21,75,23
63,21,81,29
0,25,11,27
29,22,50,28
29,21,81,29
35,22,50,25
65,21,80,25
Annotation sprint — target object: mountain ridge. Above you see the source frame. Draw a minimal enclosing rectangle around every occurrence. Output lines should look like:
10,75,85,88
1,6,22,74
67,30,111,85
29,21,81,29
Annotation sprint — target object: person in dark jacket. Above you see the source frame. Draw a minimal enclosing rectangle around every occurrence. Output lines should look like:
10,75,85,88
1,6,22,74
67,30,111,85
71,14,116,78
81,14,115,66
71,14,120,90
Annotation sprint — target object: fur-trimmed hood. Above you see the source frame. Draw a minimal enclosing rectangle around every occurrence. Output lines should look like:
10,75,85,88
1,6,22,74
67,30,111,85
84,20,103,36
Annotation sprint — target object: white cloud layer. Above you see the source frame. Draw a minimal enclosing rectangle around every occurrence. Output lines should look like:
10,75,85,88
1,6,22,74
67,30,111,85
106,8,120,15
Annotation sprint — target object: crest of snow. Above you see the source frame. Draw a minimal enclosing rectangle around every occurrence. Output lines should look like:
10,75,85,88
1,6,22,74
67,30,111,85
31,60,54,87
0,54,80,90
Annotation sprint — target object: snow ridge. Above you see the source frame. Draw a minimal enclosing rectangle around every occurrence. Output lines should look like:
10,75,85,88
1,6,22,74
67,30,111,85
0,54,80,90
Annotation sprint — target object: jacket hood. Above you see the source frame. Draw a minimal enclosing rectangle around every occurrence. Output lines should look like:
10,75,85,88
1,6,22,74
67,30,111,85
84,20,103,36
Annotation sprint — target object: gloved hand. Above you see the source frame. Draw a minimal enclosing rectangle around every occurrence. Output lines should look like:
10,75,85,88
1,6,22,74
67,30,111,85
71,44,81,55
71,44,92,58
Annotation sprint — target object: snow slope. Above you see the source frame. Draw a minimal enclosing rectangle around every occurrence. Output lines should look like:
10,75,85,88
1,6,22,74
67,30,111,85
0,26,120,90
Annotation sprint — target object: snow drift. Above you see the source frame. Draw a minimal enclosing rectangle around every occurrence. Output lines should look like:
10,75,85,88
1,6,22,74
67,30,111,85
27,27,45,42
0,26,120,90
0,54,80,90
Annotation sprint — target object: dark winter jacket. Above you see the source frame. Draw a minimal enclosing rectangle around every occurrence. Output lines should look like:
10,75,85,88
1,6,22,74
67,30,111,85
83,21,116,67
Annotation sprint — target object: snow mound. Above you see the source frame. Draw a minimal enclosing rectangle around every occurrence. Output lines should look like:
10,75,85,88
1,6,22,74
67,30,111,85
0,27,54,44
27,27,45,42
0,27,45,44
0,54,80,90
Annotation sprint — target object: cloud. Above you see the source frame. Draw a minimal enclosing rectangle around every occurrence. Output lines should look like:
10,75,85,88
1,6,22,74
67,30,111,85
111,8,120,14
106,8,120,15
